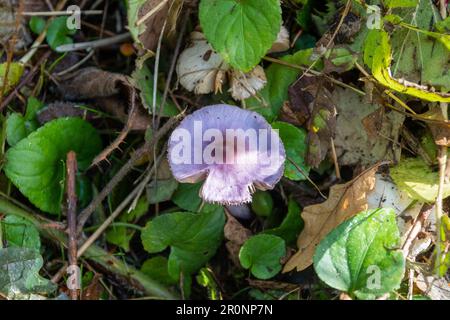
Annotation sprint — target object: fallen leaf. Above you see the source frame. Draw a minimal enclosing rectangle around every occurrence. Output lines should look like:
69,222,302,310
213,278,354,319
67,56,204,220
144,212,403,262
268,25,290,53
333,87,404,166
288,75,336,167
176,31,229,94
283,165,379,272
224,211,252,246
59,67,129,100
36,101,95,124
229,65,267,101
415,273,450,300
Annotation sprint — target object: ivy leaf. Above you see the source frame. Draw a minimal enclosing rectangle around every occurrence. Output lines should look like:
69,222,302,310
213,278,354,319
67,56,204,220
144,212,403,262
264,198,303,246
313,208,405,299
141,210,225,280
271,121,310,181
390,157,450,202
2,216,41,251
245,49,314,121
46,17,76,50
4,117,102,214
0,247,55,297
239,234,286,280
199,0,282,72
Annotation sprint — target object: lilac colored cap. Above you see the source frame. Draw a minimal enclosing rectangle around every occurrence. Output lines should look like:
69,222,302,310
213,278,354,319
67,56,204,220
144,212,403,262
168,104,285,205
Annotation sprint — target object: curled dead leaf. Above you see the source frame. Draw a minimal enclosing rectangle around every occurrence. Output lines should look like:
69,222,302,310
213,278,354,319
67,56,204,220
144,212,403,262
229,65,267,101
268,25,290,53
176,31,229,94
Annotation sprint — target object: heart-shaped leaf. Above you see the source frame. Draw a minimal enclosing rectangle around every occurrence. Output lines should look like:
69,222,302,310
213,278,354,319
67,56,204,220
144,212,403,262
4,117,102,214
239,234,286,280
141,210,225,280
313,208,405,299
199,0,282,72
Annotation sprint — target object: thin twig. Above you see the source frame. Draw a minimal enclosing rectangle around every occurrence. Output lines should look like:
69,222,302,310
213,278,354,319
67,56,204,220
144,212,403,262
76,113,184,234
21,10,103,16
66,151,78,300
55,33,131,52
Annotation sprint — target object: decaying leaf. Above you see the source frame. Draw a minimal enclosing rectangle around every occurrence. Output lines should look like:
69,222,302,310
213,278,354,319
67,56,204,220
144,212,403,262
421,107,450,147
36,102,95,125
59,67,129,100
288,75,336,167
415,273,450,300
229,65,267,101
224,211,252,267
176,31,229,94
268,25,290,53
284,165,379,272
333,87,404,166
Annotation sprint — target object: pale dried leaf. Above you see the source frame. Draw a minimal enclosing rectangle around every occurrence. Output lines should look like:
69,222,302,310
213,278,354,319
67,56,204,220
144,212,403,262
176,31,229,94
283,166,379,272
268,25,290,53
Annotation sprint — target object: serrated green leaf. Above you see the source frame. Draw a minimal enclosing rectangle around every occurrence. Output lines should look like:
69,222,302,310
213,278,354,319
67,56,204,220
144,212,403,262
390,157,450,202
245,49,314,121
239,234,286,280
199,0,282,71
141,210,225,280
4,117,102,214
0,247,55,297
2,216,41,251
271,121,310,181
314,208,405,299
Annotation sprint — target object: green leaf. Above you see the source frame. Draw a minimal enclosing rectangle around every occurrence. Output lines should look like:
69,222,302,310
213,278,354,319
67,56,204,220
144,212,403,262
2,216,41,251
4,117,102,214
172,182,223,214
131,63,179,117
140,256,177,285
29,16,46,34
196,267,222,300
364,29,450,102
239,234,286,280
46,17,76,50
126,0,148,50
264,198,303,246
390,157,450,202
106,197,149,251
141,210,225,280
0,247,55,297
251,191,273,217
6,97,43,146
147,179,178,204
313,208,405,299
199,0,282,72
0,62,24,95
245,49,314,121
271,121,310,181
389,0,450,92
384,0,418,8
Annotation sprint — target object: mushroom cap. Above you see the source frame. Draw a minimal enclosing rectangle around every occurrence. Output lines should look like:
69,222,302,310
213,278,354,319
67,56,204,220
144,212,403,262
168,104,285,205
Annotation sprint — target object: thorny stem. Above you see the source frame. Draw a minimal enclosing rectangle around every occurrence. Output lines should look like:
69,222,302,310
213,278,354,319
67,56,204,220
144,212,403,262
0,196,178,299
66,151,78,300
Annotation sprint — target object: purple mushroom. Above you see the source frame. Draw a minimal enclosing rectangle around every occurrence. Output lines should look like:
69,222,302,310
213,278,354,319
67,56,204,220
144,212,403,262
168,104,285,205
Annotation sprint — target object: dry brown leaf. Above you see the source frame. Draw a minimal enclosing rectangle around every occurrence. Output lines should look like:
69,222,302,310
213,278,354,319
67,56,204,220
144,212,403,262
283,165,379,272
36,102,96,124
229,65,267,100
136,0,171,52
224,211,252,246
59,67,129,100
422,107,450,147
268,25,290,53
